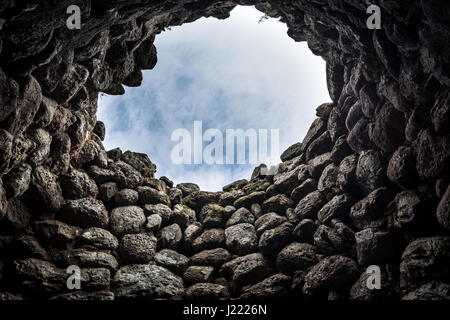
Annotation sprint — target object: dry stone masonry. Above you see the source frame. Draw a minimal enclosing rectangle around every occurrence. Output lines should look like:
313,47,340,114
0,0,449,300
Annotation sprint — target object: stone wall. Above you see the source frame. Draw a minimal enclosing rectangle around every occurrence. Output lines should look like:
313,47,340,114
0,0,449,300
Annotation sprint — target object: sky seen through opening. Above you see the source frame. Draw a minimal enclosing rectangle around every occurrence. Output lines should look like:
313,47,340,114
98,5,331,191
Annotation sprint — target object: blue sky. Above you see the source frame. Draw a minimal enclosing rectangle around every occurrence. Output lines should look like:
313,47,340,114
97,6,330,191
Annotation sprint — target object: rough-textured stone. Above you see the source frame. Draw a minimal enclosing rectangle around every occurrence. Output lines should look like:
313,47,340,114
146,214,162,232
225,207,253,227
280,142,302,162
308,153,332,179
274,167,301,195
415,128,450,180
306,131,333,161
50,64,88,104
225,223,258,256
394,190,437,236
435,179,449,199
301,118,326,153
1,198,31,231
171,204,196,230
223,179,248,192
243,179,270,195
12,259,66,296
154,249,189,275
437,184,450,230
183,266,215,284
402,282,450,300
114,188,139,206
79,227,119,250
290,178,317,203
28,129,51,167
387,145,418,189
192,228,225,253
158,223,182,250
250,203,263,219
355,228,402,266
220,253,273,289
0,68,19,123
350,266,398,300
370,103,405,155
118,233,157,263
11,235,49,261
34,220,81,249
400,237,450,290
110,206,146,237
59,198,109,229
50,291,115,301
143,177,166,191
3,163,32,198
262,194,293,215
240,273,291,300
3,76,42,136
98,182,119,209
177,183,200,197
134,37,158,70
431,91,450,134
121,151,156,177
318,194,354,225
185,283,230,300
303,255,360,298
29,166,63,213
55,249,118,271
60,169,98,200
292,219,318,243
190,248,232,267
0,129,13,176
291,191,326,224
199,203,226,229
317,163,339,194
297,164,311,183
313,225,349,256
291,270,307,298
347,118,373,153
113,264,184,300
350,188,396,230
233,191,266,209
168,187,183,206
89,163,141,189
0,293,24,300
143,203,172,226
255,212,287,237
276,242,320,275
76,268,111,291
355,150,387,194
218,190,245,207
330,135,353,162
183,222,203,254
258,222,293,257
337,154,358,193
138,186,170,207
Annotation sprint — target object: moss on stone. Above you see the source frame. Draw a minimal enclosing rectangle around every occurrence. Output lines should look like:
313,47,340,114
182,196,195,208
206,204,226,218
242,180,270,194
233,196,248,208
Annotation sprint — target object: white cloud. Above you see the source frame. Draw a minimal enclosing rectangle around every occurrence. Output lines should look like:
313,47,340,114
97,5,331,191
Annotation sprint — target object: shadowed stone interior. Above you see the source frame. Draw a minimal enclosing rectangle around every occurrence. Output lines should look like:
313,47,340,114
0,0,449,300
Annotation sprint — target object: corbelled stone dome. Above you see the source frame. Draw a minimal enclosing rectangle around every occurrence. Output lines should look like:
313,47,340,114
0,0,449,300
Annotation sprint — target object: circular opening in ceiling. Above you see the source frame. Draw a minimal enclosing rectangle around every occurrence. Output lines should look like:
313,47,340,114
98,5,331,191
